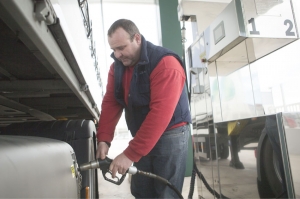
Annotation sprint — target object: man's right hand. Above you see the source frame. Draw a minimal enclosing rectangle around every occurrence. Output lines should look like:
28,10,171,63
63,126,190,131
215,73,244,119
96,141,110,159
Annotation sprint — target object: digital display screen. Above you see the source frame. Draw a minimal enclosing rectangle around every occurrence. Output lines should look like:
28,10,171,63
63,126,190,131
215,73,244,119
214,21,225,44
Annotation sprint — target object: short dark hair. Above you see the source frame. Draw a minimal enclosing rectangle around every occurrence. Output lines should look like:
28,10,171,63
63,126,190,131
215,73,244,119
107,19,140,41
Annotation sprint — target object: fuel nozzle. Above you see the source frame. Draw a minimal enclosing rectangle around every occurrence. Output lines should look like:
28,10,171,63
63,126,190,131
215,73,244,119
79,157,128,185
79,157,112,171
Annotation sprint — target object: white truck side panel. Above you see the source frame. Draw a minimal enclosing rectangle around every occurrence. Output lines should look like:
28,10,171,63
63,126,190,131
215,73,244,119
50,0,103,114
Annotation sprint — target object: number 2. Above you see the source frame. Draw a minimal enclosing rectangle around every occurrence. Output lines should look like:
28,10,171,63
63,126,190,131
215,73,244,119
284,19,295,36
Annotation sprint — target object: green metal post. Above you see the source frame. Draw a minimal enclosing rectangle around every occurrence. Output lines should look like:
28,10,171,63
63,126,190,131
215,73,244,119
158,0,193,177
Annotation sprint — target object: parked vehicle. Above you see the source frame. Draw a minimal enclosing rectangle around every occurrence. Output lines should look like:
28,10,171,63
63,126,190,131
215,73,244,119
0,0,103,198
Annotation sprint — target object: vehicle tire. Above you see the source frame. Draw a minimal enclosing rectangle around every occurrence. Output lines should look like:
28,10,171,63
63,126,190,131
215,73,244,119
216,127,229,159
220,143,229,159
87,134,99,199
93,134,99,199
208,148,217,160
259,136,285,198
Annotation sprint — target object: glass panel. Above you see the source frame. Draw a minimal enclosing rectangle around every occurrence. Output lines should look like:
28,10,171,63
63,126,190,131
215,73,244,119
217,64,256,121
250,39,300,115
188,36,220,199
214,113,292,198
208,62,222,123
282,112,300,198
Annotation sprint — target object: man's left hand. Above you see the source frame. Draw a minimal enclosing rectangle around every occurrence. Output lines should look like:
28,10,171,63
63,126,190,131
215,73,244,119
109,153,133,178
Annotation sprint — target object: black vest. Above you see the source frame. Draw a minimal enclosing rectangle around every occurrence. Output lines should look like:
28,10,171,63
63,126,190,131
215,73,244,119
112,36,191,136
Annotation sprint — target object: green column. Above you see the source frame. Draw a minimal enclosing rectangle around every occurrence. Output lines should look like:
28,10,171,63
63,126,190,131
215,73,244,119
158,0,182,57
158,0,193,177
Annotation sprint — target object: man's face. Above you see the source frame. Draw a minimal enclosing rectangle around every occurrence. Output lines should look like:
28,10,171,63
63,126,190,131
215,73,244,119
108,27,141,67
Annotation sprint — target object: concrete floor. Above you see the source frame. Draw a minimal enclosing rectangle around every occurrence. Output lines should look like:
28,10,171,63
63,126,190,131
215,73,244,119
96,132,266,199
194,151,260,199
98,172,197,199
97,133,198,199
97,127,294,199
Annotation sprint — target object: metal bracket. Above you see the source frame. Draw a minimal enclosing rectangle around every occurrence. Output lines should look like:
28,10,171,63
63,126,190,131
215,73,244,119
92,103,97,109
34,0,56,25
80,84,89,92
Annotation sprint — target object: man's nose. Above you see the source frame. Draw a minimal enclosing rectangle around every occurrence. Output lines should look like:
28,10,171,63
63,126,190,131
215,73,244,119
114,50,122,59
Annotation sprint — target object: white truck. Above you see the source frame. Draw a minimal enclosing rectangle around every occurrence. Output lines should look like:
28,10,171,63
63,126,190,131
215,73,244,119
0,0,103,198
179,0,300,198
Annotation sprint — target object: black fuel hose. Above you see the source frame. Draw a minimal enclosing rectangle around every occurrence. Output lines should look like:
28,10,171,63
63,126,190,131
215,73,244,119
80,158,184,198
188,169,196,199
80,157,230,198
188,162,230,199
135,170,184,199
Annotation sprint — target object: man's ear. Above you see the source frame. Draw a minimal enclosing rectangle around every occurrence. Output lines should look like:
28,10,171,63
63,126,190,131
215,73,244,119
135,34,142,44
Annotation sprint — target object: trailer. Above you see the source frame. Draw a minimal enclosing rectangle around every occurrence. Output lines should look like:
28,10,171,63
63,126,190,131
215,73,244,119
0,0,104,198
179,0,300,198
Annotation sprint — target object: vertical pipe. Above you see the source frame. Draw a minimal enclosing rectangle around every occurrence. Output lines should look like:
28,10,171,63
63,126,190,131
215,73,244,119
85,187,90,199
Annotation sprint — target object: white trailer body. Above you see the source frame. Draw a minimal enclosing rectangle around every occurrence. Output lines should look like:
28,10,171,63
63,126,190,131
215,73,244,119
0,0,104,198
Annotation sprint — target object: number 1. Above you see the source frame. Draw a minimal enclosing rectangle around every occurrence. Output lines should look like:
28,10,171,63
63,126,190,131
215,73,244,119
248,18,260,35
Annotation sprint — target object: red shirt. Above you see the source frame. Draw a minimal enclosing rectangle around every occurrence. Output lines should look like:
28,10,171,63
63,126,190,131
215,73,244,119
97,55,186,162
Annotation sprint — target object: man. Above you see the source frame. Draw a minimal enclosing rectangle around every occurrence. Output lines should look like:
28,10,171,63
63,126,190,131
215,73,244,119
96,19,191,198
